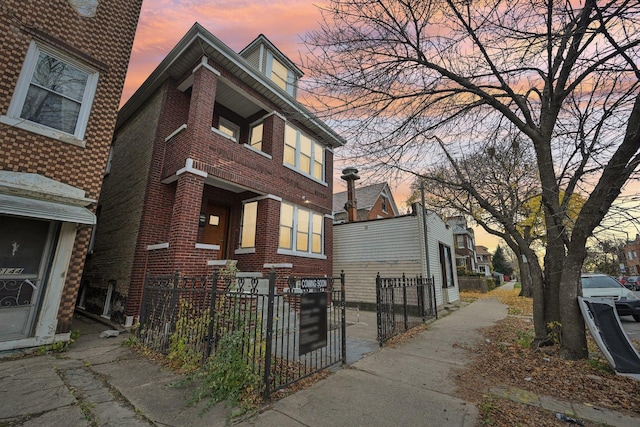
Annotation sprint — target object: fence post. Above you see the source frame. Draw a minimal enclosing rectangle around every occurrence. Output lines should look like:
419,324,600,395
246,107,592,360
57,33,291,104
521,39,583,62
419,275,426,323
340,271,347,366
402,273,408,331
138,270,151,336
432,275,438,319
263,270,276,400
375,273,382,345
168,271,180,330
205,269,219,358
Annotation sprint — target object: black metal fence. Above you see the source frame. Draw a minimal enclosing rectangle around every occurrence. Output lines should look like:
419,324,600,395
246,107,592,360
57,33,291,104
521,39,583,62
138,270,346,399
375,273,437,345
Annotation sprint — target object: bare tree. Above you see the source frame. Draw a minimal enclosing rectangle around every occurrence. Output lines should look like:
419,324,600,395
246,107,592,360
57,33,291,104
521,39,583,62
304,0,640,359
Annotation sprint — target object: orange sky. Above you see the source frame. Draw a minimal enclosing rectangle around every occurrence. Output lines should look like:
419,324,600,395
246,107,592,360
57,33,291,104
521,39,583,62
120,0,504,251
122,1,639,255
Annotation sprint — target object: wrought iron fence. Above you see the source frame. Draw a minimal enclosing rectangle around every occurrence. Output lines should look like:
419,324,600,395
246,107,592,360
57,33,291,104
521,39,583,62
138,270,346,399
375,273,436,346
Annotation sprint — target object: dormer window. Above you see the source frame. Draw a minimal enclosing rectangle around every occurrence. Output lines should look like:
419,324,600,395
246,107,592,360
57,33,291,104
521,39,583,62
266,52,294,96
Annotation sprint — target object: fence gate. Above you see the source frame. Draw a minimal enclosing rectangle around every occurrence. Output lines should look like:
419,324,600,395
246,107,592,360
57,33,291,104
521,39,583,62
138,270,346,400
375,273,437,345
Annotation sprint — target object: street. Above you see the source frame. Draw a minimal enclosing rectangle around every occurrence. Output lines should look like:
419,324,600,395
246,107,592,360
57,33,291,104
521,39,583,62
620,290,640,342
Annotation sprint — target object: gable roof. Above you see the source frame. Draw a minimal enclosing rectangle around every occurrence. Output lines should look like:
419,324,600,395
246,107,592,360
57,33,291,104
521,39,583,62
333,182,399,215
239,34,303,78
117,23,344,148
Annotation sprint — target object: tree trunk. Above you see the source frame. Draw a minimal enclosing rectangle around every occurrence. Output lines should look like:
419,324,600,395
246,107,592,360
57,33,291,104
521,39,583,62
526,250,549,344
558,257,588,359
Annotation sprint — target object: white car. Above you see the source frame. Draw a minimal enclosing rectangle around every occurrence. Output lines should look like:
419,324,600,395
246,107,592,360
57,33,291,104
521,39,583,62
581,273,640,322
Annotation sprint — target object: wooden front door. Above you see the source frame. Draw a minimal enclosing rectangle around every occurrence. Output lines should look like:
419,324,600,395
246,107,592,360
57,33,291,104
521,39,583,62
204,204,229,259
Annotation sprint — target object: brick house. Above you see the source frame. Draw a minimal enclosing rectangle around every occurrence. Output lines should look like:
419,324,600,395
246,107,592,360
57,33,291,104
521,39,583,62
81,24,345,324
333,182,400,223
447,216,478,273
623,235,640,275
0,0,142,350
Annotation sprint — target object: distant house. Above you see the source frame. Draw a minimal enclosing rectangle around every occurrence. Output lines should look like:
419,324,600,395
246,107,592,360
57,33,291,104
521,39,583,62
0,1,142,350
447,216,478,273
81,24,344,324
333,203,459,308
333,182,400,223
475,245,493,277
623,235,640,275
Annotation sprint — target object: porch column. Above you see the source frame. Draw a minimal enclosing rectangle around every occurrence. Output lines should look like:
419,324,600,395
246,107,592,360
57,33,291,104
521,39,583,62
168,170,206,272
186,56,219,146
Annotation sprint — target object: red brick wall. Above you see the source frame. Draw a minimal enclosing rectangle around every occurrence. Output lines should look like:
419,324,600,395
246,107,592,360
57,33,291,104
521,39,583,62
0,0,142,332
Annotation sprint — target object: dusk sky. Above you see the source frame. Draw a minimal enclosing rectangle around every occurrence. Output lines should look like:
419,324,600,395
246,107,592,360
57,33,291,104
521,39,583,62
118,0,512,252
121,0,326,105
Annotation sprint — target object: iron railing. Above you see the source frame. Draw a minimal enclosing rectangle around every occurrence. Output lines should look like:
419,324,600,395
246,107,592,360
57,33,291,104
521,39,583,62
138,270,346,399
375,273,436,346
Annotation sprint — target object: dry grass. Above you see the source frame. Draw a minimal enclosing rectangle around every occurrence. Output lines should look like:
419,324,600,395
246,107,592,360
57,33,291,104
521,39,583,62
457,285,640,426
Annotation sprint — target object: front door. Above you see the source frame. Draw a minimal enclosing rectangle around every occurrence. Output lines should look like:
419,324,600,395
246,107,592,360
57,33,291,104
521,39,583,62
0,216,55,341
204,204,229,260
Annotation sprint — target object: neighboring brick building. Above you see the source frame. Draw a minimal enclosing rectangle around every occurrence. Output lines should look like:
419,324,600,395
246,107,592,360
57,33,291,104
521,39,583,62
474,245,493,277
81,24,345,324
623,234,640,275
447,216,478,274
0,0,142,350
333,182,400,223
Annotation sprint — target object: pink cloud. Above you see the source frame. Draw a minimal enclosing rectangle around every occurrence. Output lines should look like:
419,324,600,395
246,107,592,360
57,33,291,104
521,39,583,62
121,0,327,105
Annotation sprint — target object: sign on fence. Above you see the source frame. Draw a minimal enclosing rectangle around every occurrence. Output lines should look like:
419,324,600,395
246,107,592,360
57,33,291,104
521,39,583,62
299,292,328,355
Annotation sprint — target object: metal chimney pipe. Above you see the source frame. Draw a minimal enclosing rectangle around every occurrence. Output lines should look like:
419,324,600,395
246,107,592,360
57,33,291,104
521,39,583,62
341,167,360,222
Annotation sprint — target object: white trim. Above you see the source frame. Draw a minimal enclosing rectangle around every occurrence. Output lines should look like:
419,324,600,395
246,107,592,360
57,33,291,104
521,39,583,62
324,213,334,219
250,111,285,126
193,56,221,76
207,259,238,267
195,243,220,250
243,144,272,159
264,263,293,269
235,247,256,254
211,126,237,142
146,242,169,250
176,158,207,178
0,116,87,147
283,163,328,186
165,124,187,141
276,249,328,260
244,194,282,204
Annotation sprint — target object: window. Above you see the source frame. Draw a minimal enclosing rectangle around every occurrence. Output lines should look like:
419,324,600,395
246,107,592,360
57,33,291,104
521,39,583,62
456,235,464,248
1,40,98,143
218,117,240,141
283,123,325,181
240,201,258,248
381,195,388,213
266,52,294,95
249,122,263,151
439,243,454,288
279,202,324,255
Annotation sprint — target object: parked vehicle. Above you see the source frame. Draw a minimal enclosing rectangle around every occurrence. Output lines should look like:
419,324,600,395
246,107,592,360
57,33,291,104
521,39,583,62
581,273,640,321
623,276,640,291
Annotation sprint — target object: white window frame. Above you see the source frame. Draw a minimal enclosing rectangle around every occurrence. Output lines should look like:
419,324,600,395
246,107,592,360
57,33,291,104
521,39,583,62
0,40,99,146
266,51,294,95
278,202,325,258
283,123,325,183
215,117,240,142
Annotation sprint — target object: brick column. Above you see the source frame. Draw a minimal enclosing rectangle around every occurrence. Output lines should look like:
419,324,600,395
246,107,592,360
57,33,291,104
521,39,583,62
186,57,219,155
169,171,206,272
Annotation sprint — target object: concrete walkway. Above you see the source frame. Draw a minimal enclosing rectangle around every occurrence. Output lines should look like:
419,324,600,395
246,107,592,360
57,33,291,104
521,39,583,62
2,286,639,426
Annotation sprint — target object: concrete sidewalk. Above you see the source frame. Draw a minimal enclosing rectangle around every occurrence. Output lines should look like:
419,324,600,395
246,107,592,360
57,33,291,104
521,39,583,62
2,291,639,426
238,300,506,427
